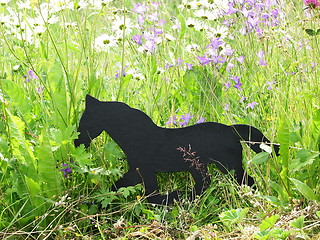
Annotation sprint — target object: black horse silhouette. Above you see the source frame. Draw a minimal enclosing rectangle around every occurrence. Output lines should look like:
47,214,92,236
75,95,279,204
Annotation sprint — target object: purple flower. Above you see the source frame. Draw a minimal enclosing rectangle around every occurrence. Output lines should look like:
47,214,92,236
151,2,161,10
148,12,159,22
229,75,240,82
186,63,193,70
28,70,39,79
179,113,193,127
36,86,44,94
247,16,260,29
211,55,226,64
304,0,320,9
246,102,258,109
197,55,212,65
23,69,39,82
61,163,72,178
226,62,235,72
137,15,145,26
236,56,246,64
271,9,279,18
230,75,242,90
257,50,267,66
196,117,206,124
224,81,231,90
132,2,147,14
132,34,143,45
256,50,265,59
144,40,156,52
158,19,167,26
206,38,223,50
266,81,276,90
166,115,177,125
233,81,242,90
225,2,237,15
258,59,267,66
165,63,174,69
177,57,184,66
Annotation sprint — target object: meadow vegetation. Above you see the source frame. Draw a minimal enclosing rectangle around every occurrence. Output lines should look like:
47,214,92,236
0,0,319,239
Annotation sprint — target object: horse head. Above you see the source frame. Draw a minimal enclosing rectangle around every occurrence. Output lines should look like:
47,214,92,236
74,94,105,147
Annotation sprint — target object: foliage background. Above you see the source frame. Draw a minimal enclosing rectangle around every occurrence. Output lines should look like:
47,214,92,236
0,0,319,239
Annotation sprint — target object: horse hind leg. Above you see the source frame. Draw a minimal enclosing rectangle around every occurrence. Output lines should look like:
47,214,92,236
189,167,210,197
142,172,179,204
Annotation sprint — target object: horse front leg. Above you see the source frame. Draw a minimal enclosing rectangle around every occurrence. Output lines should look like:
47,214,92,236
114,168,142,189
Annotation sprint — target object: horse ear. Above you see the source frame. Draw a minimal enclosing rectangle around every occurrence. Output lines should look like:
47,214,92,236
85,94,100,106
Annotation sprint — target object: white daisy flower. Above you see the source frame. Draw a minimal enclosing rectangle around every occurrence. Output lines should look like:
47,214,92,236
164,33,175,41
179,0,202,9
206,25,229,39
0,0,11,6
194,20,209,31
88,0,112,9
126,69,145,80
17,0,32,9
112,15,133,34
75,0,88,10
94,33,118,52
185,44,200,53
0,13,11,25
194,9,219,21
186,17,200,28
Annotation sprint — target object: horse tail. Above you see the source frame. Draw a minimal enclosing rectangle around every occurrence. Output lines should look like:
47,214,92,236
231,124,279,155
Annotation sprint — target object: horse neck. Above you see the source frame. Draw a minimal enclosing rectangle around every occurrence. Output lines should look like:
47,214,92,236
102,112,159,156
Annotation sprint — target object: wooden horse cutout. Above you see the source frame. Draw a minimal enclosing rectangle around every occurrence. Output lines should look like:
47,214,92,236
75,95,279,204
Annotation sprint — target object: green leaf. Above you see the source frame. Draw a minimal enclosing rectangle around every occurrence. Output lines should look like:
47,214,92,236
290,216,305,229
305,29,316,36
117,74,132,101
25,176,44,208
36,126,62,198
2,80,32,119
71,144,93,167
118,186,136,198
290,178,316,200
251,152,270,164
289,149,318,172
259,214,279,231
5,110,36,171
219,208,249,229
305,28,320,36
278,120,290,189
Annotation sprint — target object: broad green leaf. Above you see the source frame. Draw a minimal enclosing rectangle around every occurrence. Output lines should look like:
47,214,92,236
259,214,279,231
118,186,136,198
305,28,320,36
290,216,304,229
36,126,62,198
251,152,270,164
117,74,132,101
289,149,318,172
2,80,32,119
25,176,44,208
46,61,69,129
219,208,249,229
71,144,93,167
290,178,316,200
5,110,36,167
278,120,290,189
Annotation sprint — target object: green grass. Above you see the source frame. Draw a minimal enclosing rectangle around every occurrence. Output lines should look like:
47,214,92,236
0,0,319,238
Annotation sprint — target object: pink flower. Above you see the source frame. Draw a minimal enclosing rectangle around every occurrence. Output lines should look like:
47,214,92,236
304,0,320,9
